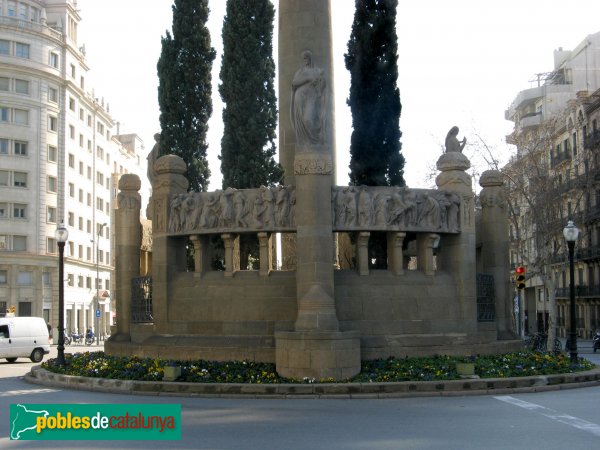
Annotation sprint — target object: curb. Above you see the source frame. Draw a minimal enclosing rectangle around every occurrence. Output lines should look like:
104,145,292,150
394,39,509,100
24,366,600,399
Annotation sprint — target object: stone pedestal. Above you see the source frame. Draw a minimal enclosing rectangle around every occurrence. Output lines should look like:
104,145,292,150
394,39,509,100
275,330,361,380
480,170,515,339
436,152,477,331
110,174,141,342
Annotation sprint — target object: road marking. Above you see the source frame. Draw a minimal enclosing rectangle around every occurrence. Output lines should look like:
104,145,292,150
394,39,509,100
495,395,600,437
0,388,59,397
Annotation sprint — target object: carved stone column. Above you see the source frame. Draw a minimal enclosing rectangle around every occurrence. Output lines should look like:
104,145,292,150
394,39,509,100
258,232,272,276
357,232,370,276
221,233,240,277
189,235,211,274
110,174,141,342
480,170,515,339
387,232,406,276
436,152,476,332
417,233,439,276
151,156,188,333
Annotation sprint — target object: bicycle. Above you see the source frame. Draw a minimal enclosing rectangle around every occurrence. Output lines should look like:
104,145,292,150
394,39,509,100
523,332,562,353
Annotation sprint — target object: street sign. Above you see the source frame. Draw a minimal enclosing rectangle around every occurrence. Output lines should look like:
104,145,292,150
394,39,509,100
95,309,100,318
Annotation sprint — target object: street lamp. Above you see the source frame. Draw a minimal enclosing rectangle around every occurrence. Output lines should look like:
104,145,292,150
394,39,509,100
55,223,69,366
95,222,107,346
563,220,580,365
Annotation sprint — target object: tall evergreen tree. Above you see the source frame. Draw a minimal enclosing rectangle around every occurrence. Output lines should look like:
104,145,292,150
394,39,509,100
157,0,216,192
219,0,282,189
345,0,404,187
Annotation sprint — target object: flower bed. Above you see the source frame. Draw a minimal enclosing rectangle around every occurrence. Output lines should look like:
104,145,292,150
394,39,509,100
40,351,595,384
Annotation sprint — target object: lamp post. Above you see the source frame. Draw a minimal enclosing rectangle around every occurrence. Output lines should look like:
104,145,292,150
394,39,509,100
95,222,107,346
563,220,580,365
55,223,69,366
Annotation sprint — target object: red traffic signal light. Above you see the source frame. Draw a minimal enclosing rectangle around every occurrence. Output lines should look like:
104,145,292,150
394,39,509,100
515,266,526,290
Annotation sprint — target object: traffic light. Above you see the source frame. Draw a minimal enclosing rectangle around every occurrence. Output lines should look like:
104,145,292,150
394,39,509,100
515,266,526,290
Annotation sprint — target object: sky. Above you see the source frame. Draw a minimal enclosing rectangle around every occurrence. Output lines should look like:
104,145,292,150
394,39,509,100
76,0,600,195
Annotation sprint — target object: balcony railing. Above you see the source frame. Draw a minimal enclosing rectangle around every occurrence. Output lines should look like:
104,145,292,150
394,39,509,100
0,16,62,40
584,130,600,151
550,150,572,168
556,285,600,298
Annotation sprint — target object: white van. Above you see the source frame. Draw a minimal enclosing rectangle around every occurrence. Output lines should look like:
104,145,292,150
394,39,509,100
0,317,51,363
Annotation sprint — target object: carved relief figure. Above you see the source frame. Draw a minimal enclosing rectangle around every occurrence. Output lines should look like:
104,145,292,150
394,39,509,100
291,50,326,147
219,189,234,227
182,193,196,231
388,188,409,226
169,194,183,232
374,192,390,225
445,126,467,153
276,186,290,227
260,186,275,227
233,190,248,227
344,187,357,226
358,187,372,227
253,194,267,228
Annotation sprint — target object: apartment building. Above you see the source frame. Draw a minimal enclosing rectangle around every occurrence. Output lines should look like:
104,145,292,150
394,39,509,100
505,31,600,338
0,0,143,337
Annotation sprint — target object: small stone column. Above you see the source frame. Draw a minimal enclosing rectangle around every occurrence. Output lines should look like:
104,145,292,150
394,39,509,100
221,234,240,277
480,170,515,339
258,232,272,276
417,233,439,276
110,174,141,342
387,232,406,276
436,151,477,331
190,235,211,274
357,232,370,276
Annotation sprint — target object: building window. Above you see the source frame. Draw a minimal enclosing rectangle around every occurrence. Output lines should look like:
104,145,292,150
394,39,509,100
14,141,27,156
79,161,83,175
70,64,76,78
86,276,92,289
67,274,74,287
0,138,8,154
48,116,57,132
0,40,9,55
0,234,7,250
18,302,32,317
69,125,75,139
97,172,104,186
78,276,84,288
15,42,30,59
68,211,74,226
79,134,83,147
0,170,8,186
78,189,83,203
87,219,91,233
48,87,58,103
42,272,51,286
78,216,83,230
15,79,29,95
13,236,27,252
48,176,57,193
47,206,57,223
14,109,28,125
0,202,6,218
69,97,75,111
48,146,57,163
87,193,91,206
105,279,110,290
13,204,26,219
0,77,8,91
0,270,8,284
86,247,91,261
0,107,9,122
68,153,75,168
96,197,104,211
17,271,32,285
13,172,27,187
47,237,56,254
68,183,74,198
50,52,59,68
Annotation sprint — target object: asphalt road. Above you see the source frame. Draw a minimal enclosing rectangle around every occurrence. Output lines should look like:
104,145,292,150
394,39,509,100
1,343,600,449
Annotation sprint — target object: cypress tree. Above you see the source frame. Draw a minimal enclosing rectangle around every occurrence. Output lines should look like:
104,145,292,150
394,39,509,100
219,0,282,189
345,0,404,187
157,0,216,192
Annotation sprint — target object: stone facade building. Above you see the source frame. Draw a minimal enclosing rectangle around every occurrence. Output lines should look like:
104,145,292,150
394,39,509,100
0,0,143,337
505,31,600,338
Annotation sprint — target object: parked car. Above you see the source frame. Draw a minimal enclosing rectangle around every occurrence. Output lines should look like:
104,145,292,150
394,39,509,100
0,317,51,363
